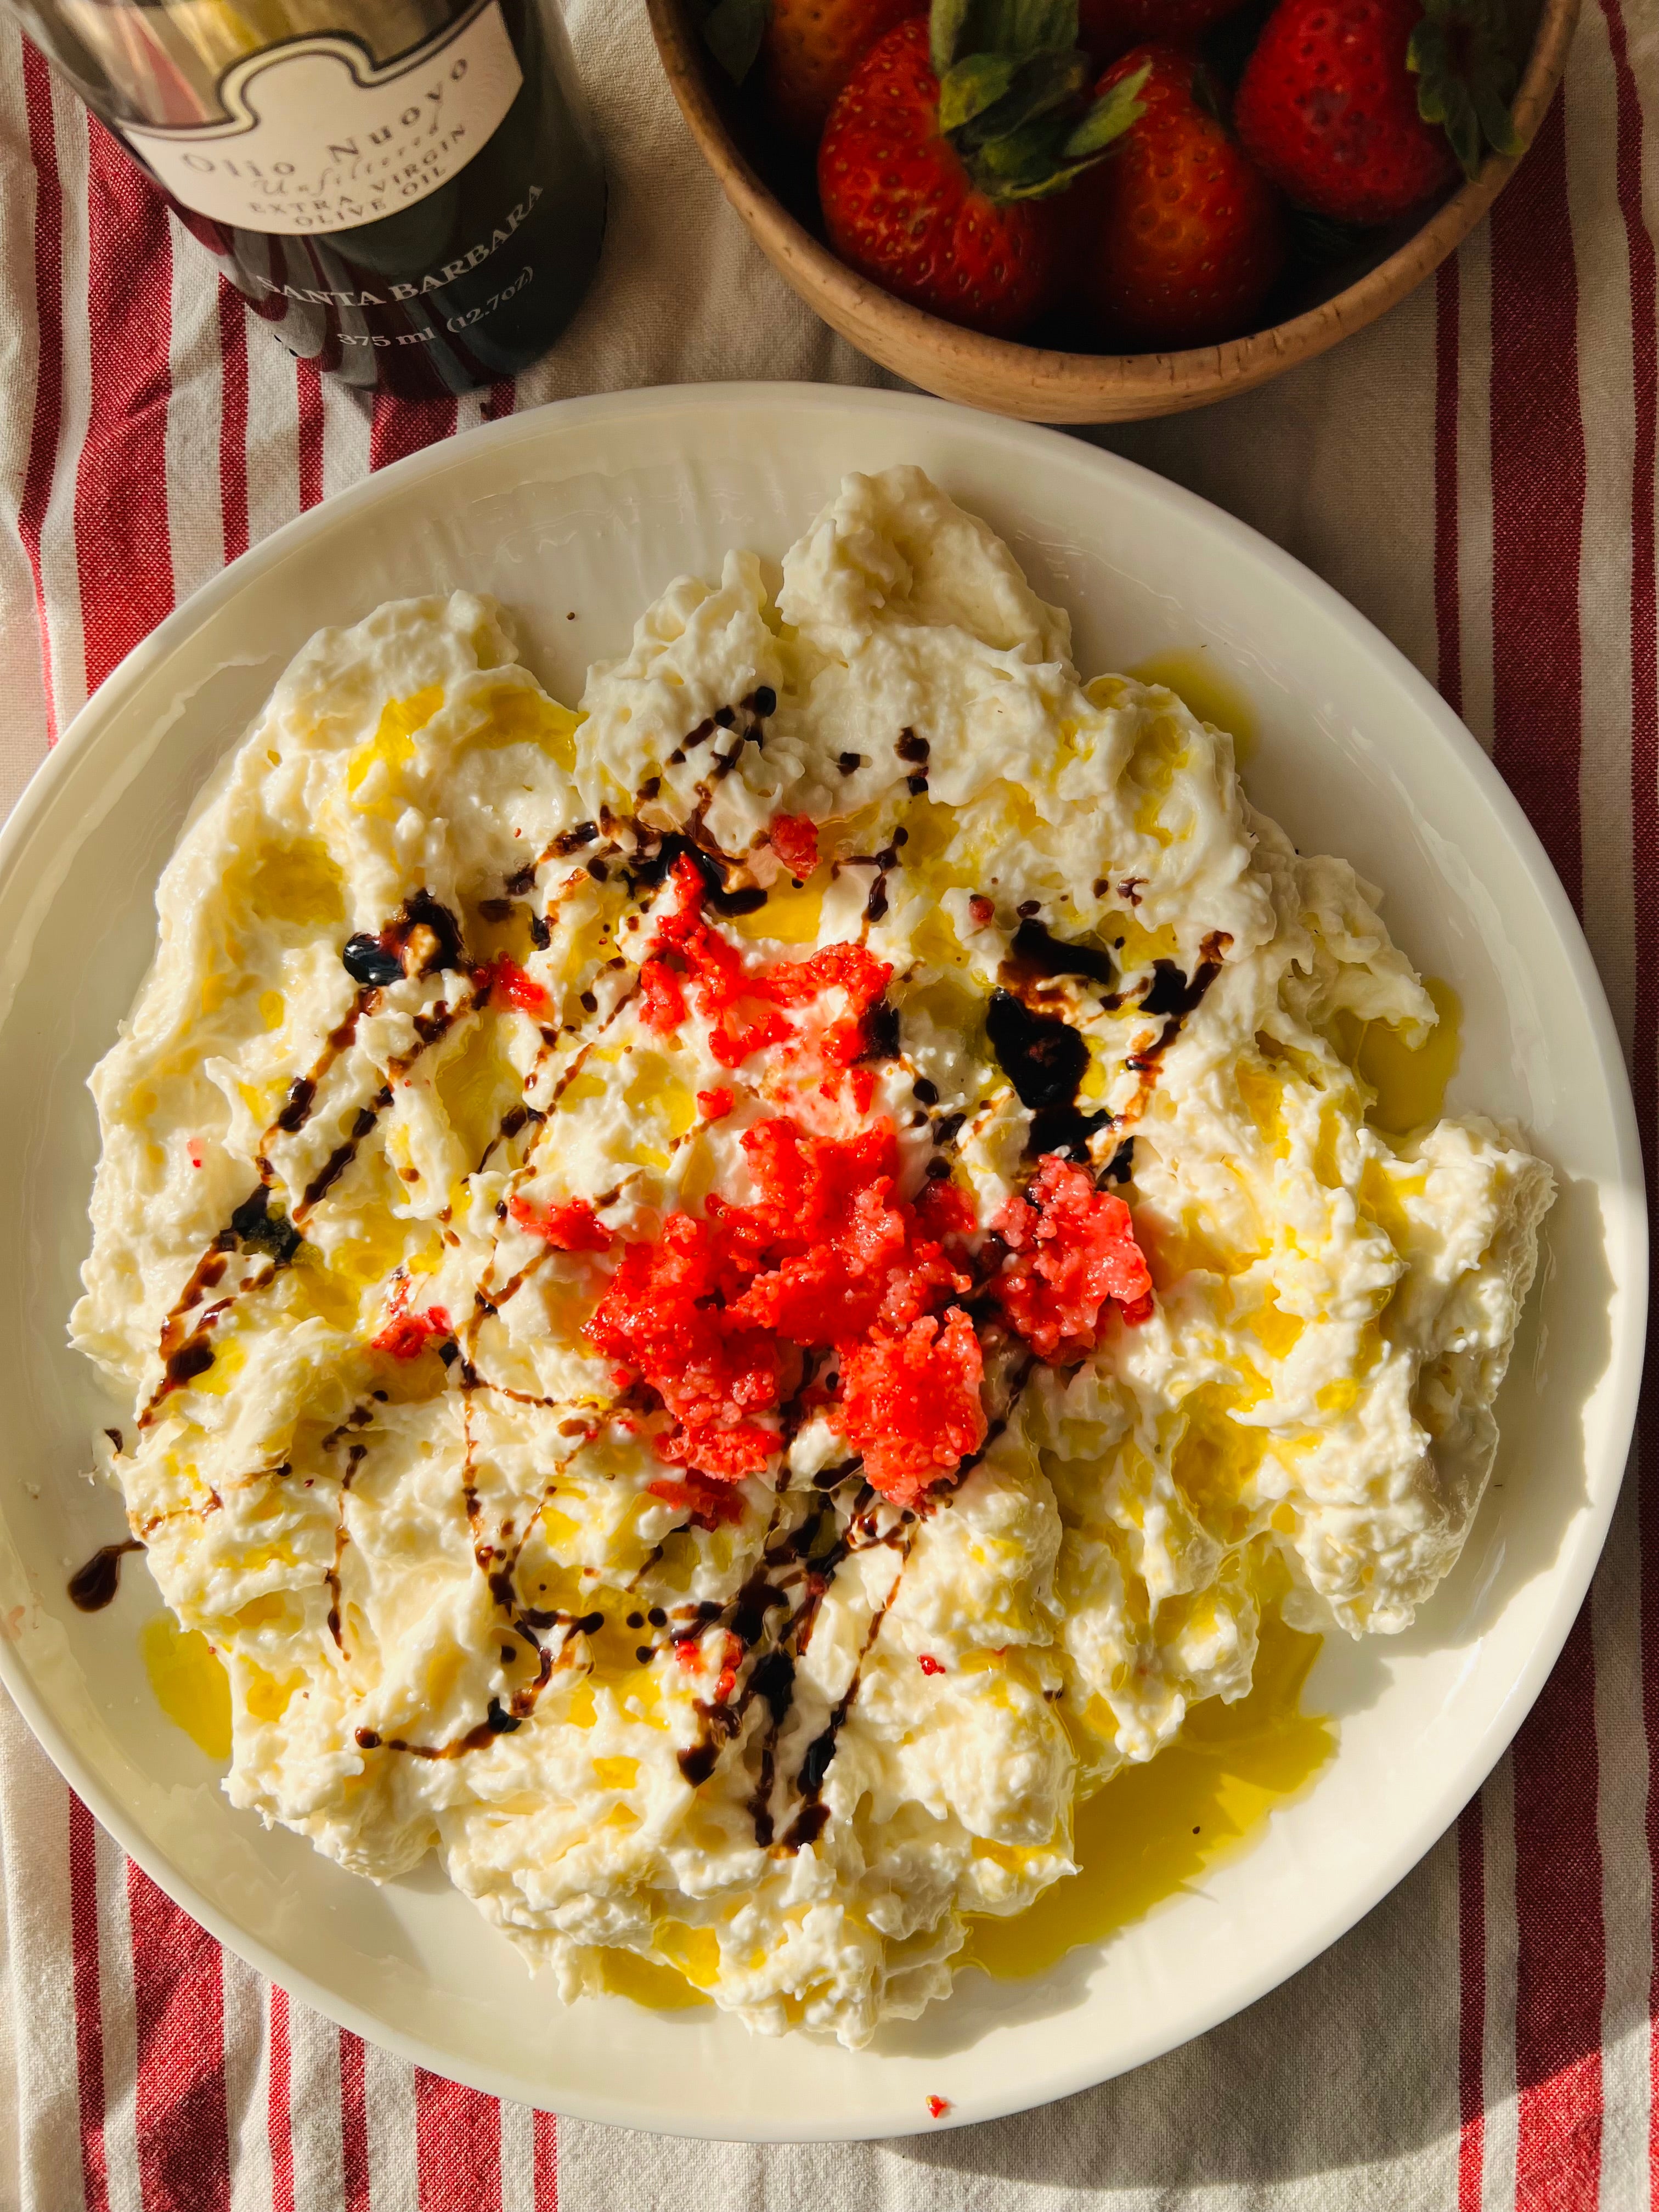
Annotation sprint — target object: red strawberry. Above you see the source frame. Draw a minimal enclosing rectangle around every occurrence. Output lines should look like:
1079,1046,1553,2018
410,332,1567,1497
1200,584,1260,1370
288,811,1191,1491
763,0,921,145
1078,0,1248,64
1080,44,1285,348
820,20,1060,332
819,10,1147,337
1233,0,1521,225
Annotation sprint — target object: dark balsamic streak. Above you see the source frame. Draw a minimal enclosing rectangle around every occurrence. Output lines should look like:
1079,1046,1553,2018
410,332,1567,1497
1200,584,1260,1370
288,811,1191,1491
1007,917,1115,990
986,989,1087,1113
325,1440,367,1650
778,1532,915,1852
1141,955,1218,1020
144,900,477,1426
859,1000,900,1063
1124,935,1231,1081
301,1087,393,1211
68,1538,143,1612
628,833,767,916
1101,1136,1136,1186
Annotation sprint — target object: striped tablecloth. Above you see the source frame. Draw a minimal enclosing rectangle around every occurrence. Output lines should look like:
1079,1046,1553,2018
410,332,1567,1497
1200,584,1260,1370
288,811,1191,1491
0,0,1652,2205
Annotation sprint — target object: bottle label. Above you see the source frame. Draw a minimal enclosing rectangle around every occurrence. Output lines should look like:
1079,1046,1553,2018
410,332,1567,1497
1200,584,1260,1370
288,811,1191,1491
117,3,523,237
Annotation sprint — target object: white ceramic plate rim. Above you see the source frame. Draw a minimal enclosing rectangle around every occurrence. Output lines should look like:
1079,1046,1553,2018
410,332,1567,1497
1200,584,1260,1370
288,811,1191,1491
0,383,1643,2140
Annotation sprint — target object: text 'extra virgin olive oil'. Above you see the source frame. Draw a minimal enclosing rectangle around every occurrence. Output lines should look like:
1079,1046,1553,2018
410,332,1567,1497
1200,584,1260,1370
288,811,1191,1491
12,0,607,397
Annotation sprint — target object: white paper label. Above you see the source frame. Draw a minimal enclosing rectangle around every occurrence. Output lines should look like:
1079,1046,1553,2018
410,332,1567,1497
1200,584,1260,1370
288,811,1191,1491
119,3,523,236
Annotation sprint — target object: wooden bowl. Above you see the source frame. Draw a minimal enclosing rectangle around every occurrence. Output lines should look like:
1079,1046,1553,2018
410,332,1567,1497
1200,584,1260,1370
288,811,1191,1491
646,0,1580,422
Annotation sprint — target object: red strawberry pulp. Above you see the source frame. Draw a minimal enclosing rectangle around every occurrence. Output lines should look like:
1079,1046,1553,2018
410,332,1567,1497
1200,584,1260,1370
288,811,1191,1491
542,853,1155,1513
371,1275,453,1359
639,853,891,1071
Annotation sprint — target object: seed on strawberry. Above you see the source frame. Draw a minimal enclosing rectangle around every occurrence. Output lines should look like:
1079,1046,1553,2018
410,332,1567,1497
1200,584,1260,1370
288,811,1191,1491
1078,44,1286,349
763,0,921,145
1233,0,1521,227
817,4,1148,338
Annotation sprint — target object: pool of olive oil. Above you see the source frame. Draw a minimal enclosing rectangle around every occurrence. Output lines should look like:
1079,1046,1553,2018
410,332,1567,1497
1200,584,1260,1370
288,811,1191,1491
960,1614,1333,1980
140,1613,232,1760
1129,651,1260,768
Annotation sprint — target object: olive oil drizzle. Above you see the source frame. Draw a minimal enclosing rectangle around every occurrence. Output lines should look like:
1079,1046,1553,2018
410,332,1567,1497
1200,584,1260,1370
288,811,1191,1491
361,792,1119,1814
114,708,1237,1832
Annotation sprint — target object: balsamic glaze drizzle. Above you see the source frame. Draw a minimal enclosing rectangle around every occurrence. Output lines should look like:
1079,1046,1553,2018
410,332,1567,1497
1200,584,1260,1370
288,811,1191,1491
68,1538,143,1612
1007,917,1115,990
121,795,1210,1826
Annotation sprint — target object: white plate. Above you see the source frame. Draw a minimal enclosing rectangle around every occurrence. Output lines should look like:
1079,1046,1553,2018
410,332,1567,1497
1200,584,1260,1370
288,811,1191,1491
0,385,1641,2142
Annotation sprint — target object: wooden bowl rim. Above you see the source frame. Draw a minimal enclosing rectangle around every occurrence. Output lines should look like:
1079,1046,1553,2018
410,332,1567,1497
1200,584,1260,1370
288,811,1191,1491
646,0,1581,409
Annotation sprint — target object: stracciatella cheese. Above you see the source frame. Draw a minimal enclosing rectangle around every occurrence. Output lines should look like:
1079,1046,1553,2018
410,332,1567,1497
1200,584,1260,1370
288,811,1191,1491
72,469,1553,2046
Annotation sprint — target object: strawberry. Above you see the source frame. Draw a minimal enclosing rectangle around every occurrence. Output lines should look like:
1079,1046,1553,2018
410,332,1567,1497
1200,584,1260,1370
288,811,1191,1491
1077,0,1248,65
762,0,921,144
817,4,1148,337
1079,44,1285,348
1233,0,1521,226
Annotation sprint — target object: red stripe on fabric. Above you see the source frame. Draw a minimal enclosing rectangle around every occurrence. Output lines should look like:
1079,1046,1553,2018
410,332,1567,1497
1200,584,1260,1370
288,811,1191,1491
217,282,249,567
339,2030,371,2212
69,1794,110,2212
18,40,65,743
1511,1604,1605,2212
296,361,325,514
1595,3,1659,2203
127,1863,232,2212
533,2108,558,2212
1491,86,1602,2210
268,1984,295,2212
75,119,174,694
369,393,459,473
415,2069,503,2212
1434,254,1464,720
1457,1797,1486,2212
484,378,517,422
1488,91,1587,910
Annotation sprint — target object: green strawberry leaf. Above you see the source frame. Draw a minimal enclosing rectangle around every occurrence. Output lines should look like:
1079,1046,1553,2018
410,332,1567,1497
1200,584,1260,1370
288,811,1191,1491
940,50,1025,132
996,151,1114,197
1007,0,1081,51
1060,63,1148,159
973,119,1066,187
939,0,1079,60
1409,0,1524,179
1466,21,1523,156
936,0,1129,201
701,0,769,83
931,0,975,76
955,48,1090,143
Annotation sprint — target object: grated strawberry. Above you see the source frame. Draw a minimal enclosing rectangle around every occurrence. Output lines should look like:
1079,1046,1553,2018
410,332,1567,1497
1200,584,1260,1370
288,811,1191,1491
769,814,820,878
992,1154,1152,1358
637,856,891,1068
370,1274,453,1359
837,1308,986,1508
584,1115,985,1506
508,1194,612,1252
478,955,548,1011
